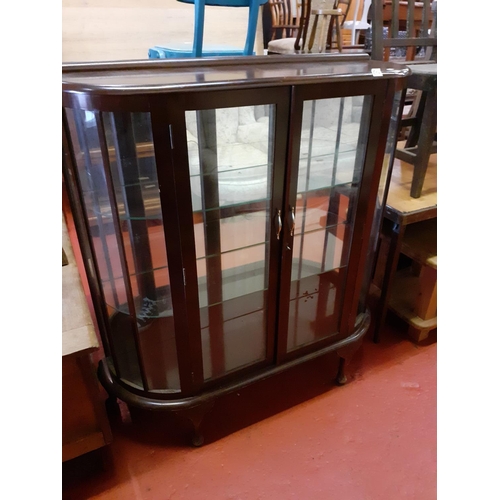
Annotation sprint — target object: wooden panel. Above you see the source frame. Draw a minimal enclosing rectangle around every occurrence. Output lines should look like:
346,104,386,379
62,355,111,462
388,267,436,330
62,432,108,463
62,212,112,461
62,213,99,357
400,218,437,268
415,265,437,320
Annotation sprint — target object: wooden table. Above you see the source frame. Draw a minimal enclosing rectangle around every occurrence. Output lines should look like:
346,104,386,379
371,150,437,342
62,213,112,462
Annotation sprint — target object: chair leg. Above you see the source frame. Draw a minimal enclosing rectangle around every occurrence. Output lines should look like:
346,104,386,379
318,15,328,52
405,91,426,148
193,0,206,57
309,16,319,52
244,1,260,55
335,16,343,52
410,86,437,198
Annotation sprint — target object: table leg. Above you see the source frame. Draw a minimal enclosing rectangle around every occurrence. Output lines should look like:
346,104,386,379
410,85,437,198
373,221,406,343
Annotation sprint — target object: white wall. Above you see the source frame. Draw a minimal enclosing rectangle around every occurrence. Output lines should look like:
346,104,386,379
62,0,263,62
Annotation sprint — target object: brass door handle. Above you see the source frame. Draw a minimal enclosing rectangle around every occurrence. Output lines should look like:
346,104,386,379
276,209,282,240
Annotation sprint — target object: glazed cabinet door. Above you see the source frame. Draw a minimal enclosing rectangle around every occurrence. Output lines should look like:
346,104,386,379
158,88,290,387
276,80,393,361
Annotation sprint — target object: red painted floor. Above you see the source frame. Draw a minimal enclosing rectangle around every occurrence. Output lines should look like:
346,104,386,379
62,315,437,500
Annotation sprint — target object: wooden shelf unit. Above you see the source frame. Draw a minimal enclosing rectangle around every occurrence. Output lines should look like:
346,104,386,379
372,152,437,343
388,218,437,341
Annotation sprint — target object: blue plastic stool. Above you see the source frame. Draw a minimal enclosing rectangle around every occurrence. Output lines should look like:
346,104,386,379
148,0,268,59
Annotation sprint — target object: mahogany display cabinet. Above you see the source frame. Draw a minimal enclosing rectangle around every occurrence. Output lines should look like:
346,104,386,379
62,54,407,445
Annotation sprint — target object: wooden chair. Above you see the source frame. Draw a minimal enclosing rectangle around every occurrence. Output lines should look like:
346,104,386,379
371,0,437,198
269,0,302,41
322,0,352,52
267,0,351,54
342,0,372,45
148,0,268,58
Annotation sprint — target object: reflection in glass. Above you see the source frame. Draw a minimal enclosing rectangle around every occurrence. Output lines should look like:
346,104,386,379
186,105,274,380
287,96,372,352
67,109,180,391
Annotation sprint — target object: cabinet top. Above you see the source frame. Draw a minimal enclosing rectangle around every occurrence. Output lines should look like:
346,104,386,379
62,54,409,96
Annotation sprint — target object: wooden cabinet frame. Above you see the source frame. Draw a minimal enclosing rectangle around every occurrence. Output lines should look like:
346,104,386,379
62,54,407,445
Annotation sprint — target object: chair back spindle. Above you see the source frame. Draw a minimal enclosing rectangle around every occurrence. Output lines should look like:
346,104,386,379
269,0,302,40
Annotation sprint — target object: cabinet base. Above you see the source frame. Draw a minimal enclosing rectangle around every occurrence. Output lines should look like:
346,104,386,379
98,311,370,445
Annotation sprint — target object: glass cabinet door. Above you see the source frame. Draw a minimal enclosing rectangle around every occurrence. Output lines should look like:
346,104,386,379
65,109,180,392
279,94,373,356
179,93,288,382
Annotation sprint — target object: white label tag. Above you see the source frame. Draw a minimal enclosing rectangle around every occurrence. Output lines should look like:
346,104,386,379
371,68,383,77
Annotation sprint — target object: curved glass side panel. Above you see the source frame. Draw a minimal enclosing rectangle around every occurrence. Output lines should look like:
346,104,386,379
357,90,403,313
66,109,180,391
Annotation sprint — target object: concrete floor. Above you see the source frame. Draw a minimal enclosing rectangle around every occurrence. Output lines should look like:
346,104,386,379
62,315,437,500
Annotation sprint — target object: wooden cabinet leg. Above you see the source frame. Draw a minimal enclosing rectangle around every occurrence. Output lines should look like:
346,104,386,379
105,395,121,420
174,400,215,447
336,357,347,385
